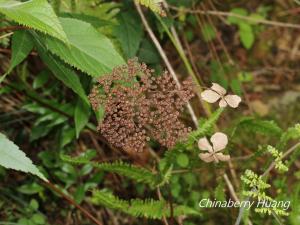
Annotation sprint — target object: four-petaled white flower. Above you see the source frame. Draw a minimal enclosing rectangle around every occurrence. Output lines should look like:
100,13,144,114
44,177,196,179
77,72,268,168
201,83,242,108
198,132,230,163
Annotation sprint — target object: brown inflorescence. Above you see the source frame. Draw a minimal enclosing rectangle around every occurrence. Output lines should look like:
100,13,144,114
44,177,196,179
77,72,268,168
89,58,194,152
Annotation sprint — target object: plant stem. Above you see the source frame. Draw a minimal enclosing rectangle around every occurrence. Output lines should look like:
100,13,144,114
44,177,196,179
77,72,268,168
135,2,199,127
0,26,26,32
155,14,212,117
44,181,103,225
168,5,300,29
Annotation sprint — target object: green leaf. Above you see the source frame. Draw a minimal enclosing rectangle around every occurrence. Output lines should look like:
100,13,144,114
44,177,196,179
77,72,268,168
18,183,44,195
227,8,248,24
32,214,45,224
33,70,49,89
9,30,34,72
0,133,47,181
61,153,169,187
91,189,200,219
0,0,67,43
0,30,34,84
42,17,125,77
176,153,189,168
236,117,282,136
75,99,91,138
33,32,89,104
277,124,300,150
239,23,255,49
114,12,143,59
187,108,224,145
135,0,165,15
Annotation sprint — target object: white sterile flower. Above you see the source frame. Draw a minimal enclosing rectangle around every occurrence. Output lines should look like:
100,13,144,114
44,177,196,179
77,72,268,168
198,132,230,163
201,83,242,108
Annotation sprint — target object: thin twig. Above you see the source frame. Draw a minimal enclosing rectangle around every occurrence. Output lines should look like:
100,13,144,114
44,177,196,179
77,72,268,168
44,181,103,225
0,25,25,33
223,173,239,202
262,142,300,177
157,187,170,225
169,5,300,29
0,32,13,40
135,2,199,127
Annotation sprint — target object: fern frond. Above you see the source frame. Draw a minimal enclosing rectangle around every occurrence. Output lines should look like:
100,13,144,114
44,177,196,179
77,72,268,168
91,189,200,219
235,117,282,136
135,0,166,16
267,145,288,173
187,108,224,145
277,123,300,150
61,153,169,187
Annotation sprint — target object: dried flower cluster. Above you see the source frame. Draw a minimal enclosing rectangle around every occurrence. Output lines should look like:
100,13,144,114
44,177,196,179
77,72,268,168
89,58,194,152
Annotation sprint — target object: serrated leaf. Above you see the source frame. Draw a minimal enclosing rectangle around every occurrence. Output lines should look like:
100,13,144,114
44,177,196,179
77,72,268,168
237,117,282,136
33,32,89,104
42,17,125,77
91,189,200,219
0,0,67,43
75,99,91,138
10,30,34,71
0,133,47,181
0,30,34,84
114,12,143,59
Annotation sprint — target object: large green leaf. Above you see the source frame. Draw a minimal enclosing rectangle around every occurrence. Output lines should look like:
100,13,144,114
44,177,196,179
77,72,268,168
33,32,89,104
0,0,67,43
42,17,125,77
0,133,47,181
114,12,143,59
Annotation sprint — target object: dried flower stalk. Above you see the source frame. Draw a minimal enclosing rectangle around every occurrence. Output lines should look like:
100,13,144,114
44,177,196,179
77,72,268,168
89,58,194,152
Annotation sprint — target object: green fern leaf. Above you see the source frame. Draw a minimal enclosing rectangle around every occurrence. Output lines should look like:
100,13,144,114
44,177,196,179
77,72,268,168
277,124,300,150
40,17,125,77
187,108,224,144
91,189,200,219
0,0,67,43
135,0,165,16
236,117,282,136
61,153,167,187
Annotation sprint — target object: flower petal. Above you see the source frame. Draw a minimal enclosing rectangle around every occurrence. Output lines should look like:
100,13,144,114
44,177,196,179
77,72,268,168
219,99,227,108
211,83,226,96
210,132,228,152
215,153,230,161
199,153,215,162
201,90,221,103
198,137,213,152
224,95,241,108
